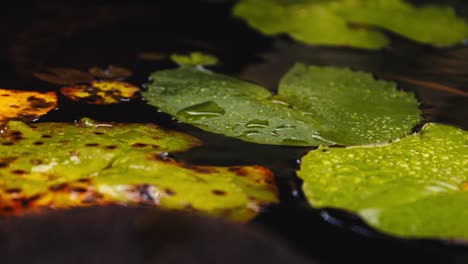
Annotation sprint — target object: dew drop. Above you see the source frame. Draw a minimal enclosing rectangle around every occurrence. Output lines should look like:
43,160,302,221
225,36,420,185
177,101,225,120
275,124,296,130
281,138,309,146
245,119,269,128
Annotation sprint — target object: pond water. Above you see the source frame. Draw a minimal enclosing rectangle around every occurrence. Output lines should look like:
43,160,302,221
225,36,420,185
1,1,468,263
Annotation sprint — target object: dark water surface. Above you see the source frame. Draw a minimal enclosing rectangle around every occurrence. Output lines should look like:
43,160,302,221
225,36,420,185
1,1,468,263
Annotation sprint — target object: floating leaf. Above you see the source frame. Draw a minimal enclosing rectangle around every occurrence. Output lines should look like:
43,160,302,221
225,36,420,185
34,68,94,85
278,64,421,145
233,0,468,49
0,119,277,221
0,88,57,125
88,65,133,80
298,123,468,239
60,80,141,104
144,64,420,146
171,52,219,66
137,52,168,61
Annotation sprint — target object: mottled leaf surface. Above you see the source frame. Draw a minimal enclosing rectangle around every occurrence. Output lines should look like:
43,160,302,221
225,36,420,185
0,89,57,125
0,119,277,221
61,80,141,104
298,123,468,238
233,0,468,49
144,64,420,146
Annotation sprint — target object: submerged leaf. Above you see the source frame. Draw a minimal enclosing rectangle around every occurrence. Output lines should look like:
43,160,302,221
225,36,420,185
171,52,219,66
144,64,420,146
137,52,168,61
0,88,57,125
298,123,468,239
34,68,94,85
0,119,277,221
60,80,141,104
88,65,133,80
233,0,468,49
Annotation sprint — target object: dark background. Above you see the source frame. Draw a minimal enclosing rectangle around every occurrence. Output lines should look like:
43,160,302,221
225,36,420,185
0,1,467,263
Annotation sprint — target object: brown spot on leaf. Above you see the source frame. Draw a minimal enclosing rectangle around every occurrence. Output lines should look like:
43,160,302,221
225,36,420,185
77,178,91,183
3,206,13,212
212,190,227,196
132,143,148,148
33,141,44,145
30,159,42,165
104,145,118,150
0,157,17,168
5,188,22,193
164,188,176,196
228,167,248,176
49,183,68,192
27,96,55,109
71,187,87,193
11,169,27,175
85,143,99,147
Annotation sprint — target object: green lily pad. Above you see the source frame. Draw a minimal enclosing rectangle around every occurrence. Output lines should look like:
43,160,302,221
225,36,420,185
298,123,468,239
171,52,219,66
144,64,420,146
233,0,468,49
0,119,278,222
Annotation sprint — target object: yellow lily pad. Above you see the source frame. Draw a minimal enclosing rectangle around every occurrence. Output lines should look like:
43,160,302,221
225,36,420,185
0,88,57,125
60,80,141,104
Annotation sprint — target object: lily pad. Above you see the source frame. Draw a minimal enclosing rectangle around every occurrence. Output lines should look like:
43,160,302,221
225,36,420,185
34,68,94,85
0,88,57,125
298,123,468,239
144,64,420,146
171,52,219,66
0,119,278,221
60,80,141,104
88,65,133,80
233,0,468,49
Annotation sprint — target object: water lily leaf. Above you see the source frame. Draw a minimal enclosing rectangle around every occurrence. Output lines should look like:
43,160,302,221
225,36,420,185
88,65,133,80
0,88,57,125
144,64,420,146
171,52,219,66
0,119,278,221
298,123,468,239
278,64,421,146
137,52,168,61
60,80,141,104
34,68,94,85
233,0,468,49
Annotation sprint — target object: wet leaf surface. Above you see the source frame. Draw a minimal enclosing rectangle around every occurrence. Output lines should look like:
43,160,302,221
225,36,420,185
279,64,421,145
0,118,278,221
298,123,468,238
0,89,57,125
60,80,141,104
144,64,420,146
233,0,468,49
